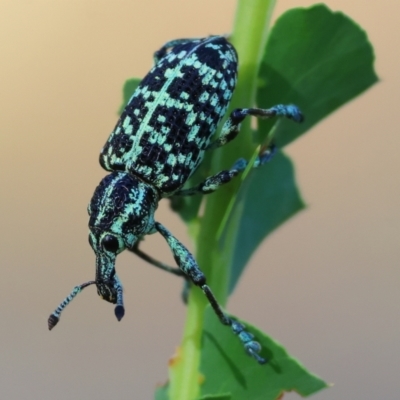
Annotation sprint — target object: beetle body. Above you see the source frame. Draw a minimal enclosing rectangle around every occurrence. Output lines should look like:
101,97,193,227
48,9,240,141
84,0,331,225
49,35,304,365
100,36,237,194
89,36,238,303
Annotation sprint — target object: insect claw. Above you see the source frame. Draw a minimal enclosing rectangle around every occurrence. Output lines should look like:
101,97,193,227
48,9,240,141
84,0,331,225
248,348,267,365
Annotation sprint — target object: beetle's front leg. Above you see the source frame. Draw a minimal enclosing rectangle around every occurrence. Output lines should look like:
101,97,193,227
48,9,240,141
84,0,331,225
130,241,186,278
130,241,191,303
155,222,266,364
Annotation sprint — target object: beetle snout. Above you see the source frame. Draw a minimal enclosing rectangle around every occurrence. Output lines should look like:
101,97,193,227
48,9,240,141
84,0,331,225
96,282,117,304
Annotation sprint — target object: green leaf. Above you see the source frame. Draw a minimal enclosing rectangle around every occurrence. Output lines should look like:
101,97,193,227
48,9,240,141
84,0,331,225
169,191,203,224
154,380,232,400
256,4,378,148
198,394,232,400
154,385,168,400
171,139,216,230
118,77,141,115
221,150,305,293
199,307,328,400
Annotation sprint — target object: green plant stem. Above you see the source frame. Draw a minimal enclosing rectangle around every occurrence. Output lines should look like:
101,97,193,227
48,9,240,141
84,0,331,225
168,1,276,399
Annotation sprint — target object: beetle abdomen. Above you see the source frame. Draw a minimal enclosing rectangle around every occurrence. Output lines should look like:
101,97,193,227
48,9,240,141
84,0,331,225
100,36,238,194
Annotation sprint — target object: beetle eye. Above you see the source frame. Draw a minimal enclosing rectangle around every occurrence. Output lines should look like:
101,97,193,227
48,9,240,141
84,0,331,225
102,235,119,253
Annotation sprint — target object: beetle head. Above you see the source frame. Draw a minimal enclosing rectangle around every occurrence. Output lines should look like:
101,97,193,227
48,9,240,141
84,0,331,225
88,171,159,301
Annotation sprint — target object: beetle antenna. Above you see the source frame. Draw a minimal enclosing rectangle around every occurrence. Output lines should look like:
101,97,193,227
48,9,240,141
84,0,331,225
114,275,125,321
48,280,96,330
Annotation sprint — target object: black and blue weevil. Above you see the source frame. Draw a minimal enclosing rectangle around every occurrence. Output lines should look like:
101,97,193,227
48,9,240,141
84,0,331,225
48,36,303,364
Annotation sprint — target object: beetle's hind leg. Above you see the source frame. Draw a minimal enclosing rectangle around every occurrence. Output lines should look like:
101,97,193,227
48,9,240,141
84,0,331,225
207,105,303,151
173,104,303,197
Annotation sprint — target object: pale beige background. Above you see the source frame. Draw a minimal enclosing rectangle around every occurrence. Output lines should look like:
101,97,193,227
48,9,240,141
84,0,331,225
0,1,399,399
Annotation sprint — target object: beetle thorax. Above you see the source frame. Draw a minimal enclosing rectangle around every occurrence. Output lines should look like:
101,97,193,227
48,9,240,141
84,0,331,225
88,171,159,253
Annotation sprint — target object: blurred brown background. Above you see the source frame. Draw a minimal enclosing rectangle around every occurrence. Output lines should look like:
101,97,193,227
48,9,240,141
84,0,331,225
0,1,399,399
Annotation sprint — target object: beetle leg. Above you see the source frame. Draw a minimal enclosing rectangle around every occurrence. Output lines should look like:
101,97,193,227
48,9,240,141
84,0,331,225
174,144,276,196
130,241,191,304
155,222,267,364
207,105,303,151
130,241,186,277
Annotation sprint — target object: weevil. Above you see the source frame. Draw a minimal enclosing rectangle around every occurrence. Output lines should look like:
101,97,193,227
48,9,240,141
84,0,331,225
48,36,303,364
